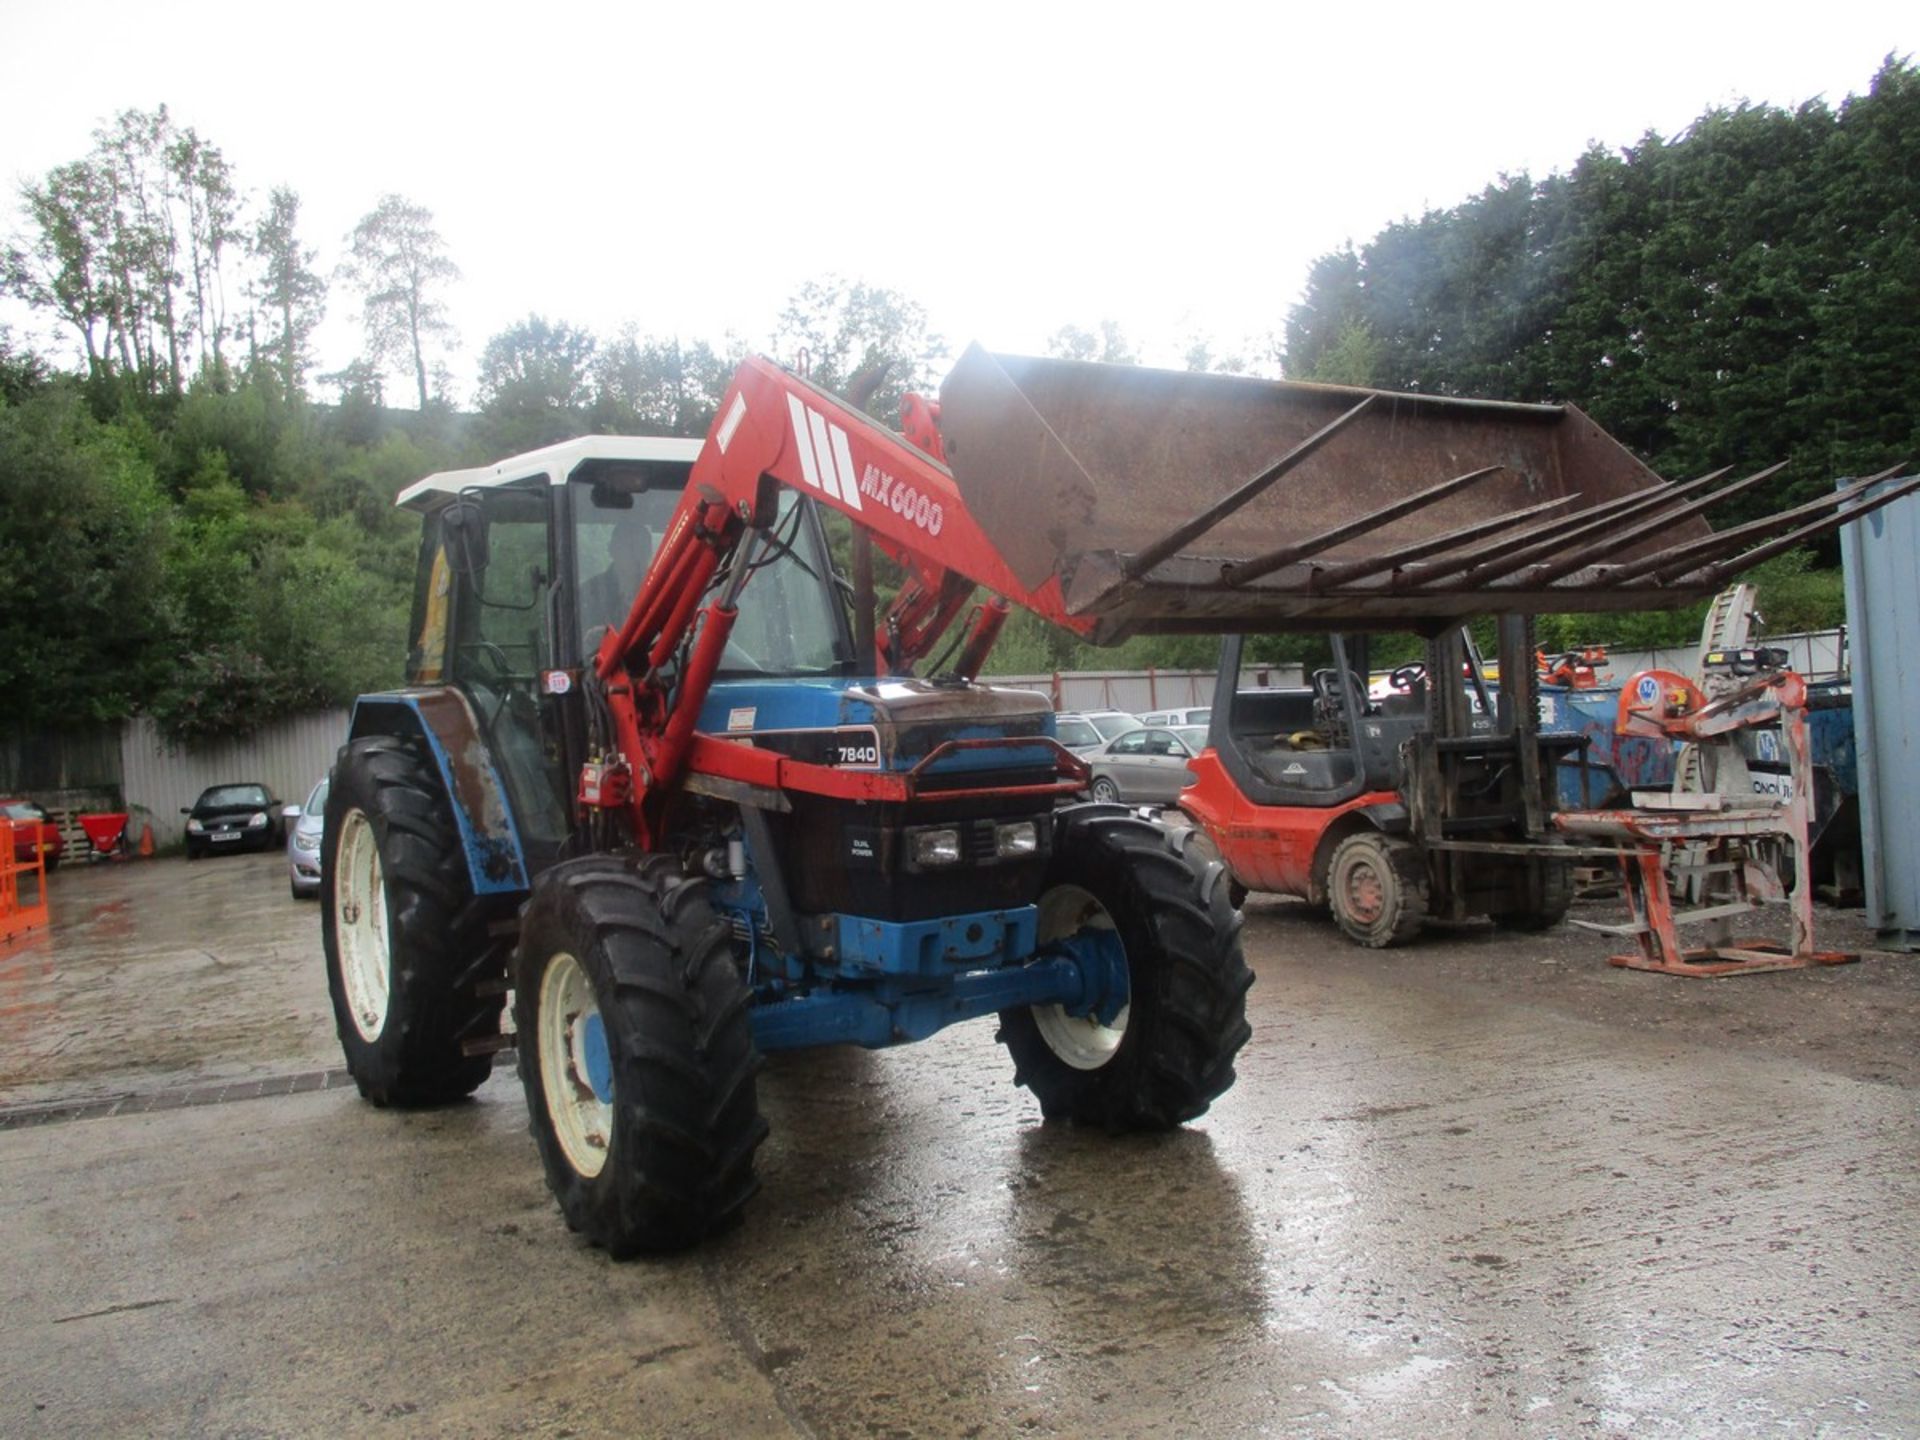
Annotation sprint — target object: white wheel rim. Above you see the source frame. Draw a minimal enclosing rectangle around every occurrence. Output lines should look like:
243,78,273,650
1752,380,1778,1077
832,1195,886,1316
538,951,612,1179
335,808,391,1042
1032,882,1129,1071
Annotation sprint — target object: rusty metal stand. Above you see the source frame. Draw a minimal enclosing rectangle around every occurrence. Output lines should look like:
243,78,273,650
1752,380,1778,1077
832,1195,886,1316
1555,668,1857,978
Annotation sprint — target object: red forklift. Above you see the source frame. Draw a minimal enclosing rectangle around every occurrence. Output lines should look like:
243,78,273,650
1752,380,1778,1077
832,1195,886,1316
1181,621,1586,947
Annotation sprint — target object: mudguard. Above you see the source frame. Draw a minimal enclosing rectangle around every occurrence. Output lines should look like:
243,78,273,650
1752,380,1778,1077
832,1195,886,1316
347,689,530,895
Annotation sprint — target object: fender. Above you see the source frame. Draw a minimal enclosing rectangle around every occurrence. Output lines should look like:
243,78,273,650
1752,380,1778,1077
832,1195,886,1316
347,690,531,896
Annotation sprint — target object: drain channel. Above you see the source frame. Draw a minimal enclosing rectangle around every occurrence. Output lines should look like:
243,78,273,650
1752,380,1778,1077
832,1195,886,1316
0,1069,356,1130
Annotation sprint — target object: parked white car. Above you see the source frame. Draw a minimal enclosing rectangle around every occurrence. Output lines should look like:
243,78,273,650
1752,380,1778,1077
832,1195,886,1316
1138,706,1211,728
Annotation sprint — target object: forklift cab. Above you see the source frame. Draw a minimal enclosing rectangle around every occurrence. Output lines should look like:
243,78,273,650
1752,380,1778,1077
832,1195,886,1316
1207,633,1457,808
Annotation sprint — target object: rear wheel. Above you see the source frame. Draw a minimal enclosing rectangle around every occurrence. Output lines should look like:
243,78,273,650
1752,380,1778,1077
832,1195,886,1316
322,735,500,1106
1327,830,1427,948
515,856,766,1257
998,807,1252,1129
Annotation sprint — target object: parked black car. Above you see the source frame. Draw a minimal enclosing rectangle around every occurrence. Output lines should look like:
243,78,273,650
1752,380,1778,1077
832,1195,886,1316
182,783,284,860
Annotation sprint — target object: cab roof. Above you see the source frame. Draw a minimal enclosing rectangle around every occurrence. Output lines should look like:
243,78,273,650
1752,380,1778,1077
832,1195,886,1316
395,435,705,512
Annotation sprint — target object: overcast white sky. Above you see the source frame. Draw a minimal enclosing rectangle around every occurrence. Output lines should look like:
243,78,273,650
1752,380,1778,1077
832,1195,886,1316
2,1,1913,400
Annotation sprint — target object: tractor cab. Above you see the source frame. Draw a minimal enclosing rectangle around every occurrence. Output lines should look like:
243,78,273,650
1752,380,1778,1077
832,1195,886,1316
392,437,857,874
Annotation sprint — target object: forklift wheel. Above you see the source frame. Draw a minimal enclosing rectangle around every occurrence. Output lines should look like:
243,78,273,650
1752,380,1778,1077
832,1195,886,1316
1326,830,1427,948
1490,858,1574,932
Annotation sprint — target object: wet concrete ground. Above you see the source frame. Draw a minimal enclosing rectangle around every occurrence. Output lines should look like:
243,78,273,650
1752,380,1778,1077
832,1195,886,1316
2,852,1917,1437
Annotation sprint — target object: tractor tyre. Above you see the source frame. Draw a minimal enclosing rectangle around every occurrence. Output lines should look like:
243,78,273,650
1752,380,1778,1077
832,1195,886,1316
1490,856,1575,933
1327,830,1427,949
998,805,1252,1130
515,855,766,1257
322,735,500,1106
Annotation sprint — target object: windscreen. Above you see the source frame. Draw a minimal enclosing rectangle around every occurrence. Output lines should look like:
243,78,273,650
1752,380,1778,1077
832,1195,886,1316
201,786,268,809
573,477,847,676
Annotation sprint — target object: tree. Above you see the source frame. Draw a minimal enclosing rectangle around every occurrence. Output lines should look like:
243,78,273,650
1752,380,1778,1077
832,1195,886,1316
772,277,945,421
4,160,115,384
587,328,736,437
6,106,247,400
339,194,460,411
474,313,596,450
1047,320,1136,365
251,187,325,399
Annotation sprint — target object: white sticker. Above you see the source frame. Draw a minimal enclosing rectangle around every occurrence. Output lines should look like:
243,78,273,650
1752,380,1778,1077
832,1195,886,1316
727,707,757,732
716,393,748,453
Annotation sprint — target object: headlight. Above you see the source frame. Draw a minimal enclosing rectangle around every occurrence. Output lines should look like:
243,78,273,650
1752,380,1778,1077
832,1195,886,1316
185,818,204,834
910,827,962,867
994,821,1038,858
293,829,320,853
246,812,268,829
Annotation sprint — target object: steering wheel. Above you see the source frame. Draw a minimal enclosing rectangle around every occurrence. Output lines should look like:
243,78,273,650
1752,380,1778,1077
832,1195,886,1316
1388,662,1428,693
459,640,516,682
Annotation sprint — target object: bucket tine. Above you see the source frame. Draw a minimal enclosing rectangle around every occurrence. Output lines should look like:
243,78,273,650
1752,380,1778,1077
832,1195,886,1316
1307,494,1579,592
1402,471,1721,589
1597,466,1906,586
1485,463,1785,589
1672,471,1920,590
1121,394,1377,580
1221,464,1502,587
1428,468,1743,591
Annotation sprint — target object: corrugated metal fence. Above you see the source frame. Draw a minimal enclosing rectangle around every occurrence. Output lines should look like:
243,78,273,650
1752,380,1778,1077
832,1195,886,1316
122,711,350,848
1840,483,1919,950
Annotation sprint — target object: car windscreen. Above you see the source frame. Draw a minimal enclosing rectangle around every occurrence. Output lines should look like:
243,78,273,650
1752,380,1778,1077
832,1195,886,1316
1089,713,1139,741
200,786,268,809
305,781,329,817
1,801,45,821
1055,718,1098,748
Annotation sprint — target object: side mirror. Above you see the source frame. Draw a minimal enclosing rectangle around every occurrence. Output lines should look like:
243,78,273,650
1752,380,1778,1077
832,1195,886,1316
442,499,489,575
179,807,191,816
281,805,301,821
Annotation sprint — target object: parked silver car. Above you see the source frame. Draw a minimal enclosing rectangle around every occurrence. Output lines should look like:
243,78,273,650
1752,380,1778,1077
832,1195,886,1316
1054,709,1142,754
1084,726,1202,805
285,778,327,899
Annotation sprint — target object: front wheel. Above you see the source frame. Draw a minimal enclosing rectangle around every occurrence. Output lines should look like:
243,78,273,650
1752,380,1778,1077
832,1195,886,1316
1090,776,1120,804
321,735,500,1106
515,856,766,1257
1327,830,1427,948
998,806,1252,1129
1490,857,1574,932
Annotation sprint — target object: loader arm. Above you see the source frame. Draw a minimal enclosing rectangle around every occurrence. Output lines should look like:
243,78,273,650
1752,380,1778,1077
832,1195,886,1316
589,357,1090,844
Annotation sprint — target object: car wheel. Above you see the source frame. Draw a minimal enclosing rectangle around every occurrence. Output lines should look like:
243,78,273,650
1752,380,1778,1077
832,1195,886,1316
1090,776,1120,804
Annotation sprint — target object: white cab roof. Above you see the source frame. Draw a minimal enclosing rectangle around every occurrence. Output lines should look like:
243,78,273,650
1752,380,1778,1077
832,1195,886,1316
395,435,706,512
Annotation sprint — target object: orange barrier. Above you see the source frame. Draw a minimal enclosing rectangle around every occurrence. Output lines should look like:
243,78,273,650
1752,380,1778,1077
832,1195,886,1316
0,818,51,943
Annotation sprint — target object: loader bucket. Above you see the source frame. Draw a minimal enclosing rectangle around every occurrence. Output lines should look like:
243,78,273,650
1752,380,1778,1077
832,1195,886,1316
936,346,1919,638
